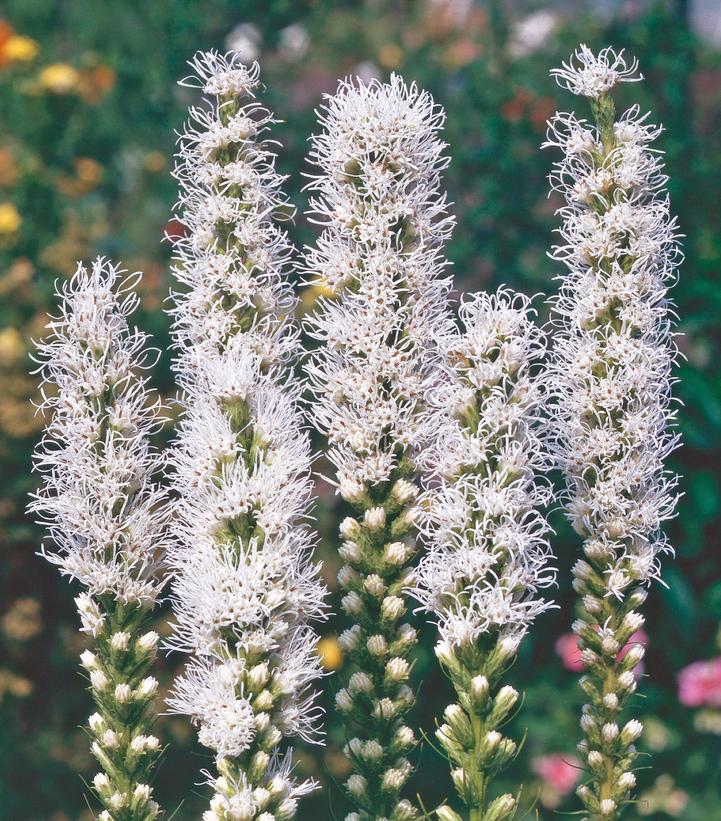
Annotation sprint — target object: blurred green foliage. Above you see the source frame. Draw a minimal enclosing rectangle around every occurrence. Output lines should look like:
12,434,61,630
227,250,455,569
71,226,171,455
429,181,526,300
0,1,719,818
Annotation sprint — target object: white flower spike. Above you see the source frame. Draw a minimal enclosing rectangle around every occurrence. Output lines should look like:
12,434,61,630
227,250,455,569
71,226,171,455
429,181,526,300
303,73,454,819
546,46,680,819
165,50,328,818
412,288,555,818
29,257,166,820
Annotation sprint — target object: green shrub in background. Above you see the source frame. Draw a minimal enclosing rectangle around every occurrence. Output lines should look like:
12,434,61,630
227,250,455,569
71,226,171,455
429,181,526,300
0,1,719,818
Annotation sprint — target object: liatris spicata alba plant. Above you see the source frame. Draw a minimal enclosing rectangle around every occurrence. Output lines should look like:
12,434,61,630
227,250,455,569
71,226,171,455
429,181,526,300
411,290,555,821
29,258,167,821
164,51,328,820
545,46,680,819
303,74,455,820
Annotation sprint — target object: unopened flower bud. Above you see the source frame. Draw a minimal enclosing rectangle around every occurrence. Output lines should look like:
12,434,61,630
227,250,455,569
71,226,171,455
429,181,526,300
136,677,158,699
470,675,490,707
346,774,367,797
381,595,404,621
335,689,353,711
90,670,108,692
620,719,643,746
138,631,159,652
339,517,361,539
348,672,374,694
364,506,386,530
386,657,409,682
367,635,387,657
339,625,361,652
93,772,110,792
342,591,363,615
600,798,617,816
603,692,619,710
363,574,385,597
617,771,636,791
602,722,619,743
339,540,361,562
111,631,130,651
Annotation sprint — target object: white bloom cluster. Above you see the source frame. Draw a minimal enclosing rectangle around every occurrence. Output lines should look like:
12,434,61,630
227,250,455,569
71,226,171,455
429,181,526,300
545,47,680,818
164,51,326,816
411,290,553,819
304,73,455,494
303,73,454,821
30,257,167,606
413,289,555,650
30,257,165,820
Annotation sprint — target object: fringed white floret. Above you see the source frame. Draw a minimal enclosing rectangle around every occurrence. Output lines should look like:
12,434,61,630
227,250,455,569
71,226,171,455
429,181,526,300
165,50,327,817
545,46,681,819
550,45,642,99
411,289,554,819
303,74,454,820
30,257,166,820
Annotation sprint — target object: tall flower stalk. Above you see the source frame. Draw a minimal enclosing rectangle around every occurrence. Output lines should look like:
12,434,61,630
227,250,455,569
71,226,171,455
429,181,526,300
303,75,454,820
545,46,680,819
29,258,167,821
412,290,555,821
164,51,327,820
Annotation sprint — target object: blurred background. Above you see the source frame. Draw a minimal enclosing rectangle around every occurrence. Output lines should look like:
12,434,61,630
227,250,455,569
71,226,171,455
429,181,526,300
1,0,720,818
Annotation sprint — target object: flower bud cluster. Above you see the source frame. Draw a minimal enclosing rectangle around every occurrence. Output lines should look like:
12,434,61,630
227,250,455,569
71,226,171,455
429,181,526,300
164,51,327,818
302,74,455,819
545,46,681,818
30,259,167,819
85,611,161,820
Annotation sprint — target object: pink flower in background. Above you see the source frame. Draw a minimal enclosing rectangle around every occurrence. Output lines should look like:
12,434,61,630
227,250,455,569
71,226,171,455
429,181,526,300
532,754,581,794
556,632,583,671
678,657,721,708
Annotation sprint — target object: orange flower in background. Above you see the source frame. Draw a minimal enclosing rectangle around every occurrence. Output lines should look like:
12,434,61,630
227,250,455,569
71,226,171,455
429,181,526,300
501,87,534,122
0,19,13,68
77,63,115,103
0,149,18,187
143,150,166,173
57,157,103,196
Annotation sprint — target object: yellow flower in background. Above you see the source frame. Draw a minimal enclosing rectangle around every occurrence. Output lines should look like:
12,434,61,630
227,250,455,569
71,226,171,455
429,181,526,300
38,62,79,93
0,326,24,365
0,669,33,702
378,42,403,70
1,597,42,641
0,202,21,233
3,35,38,62
317,635,343,671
